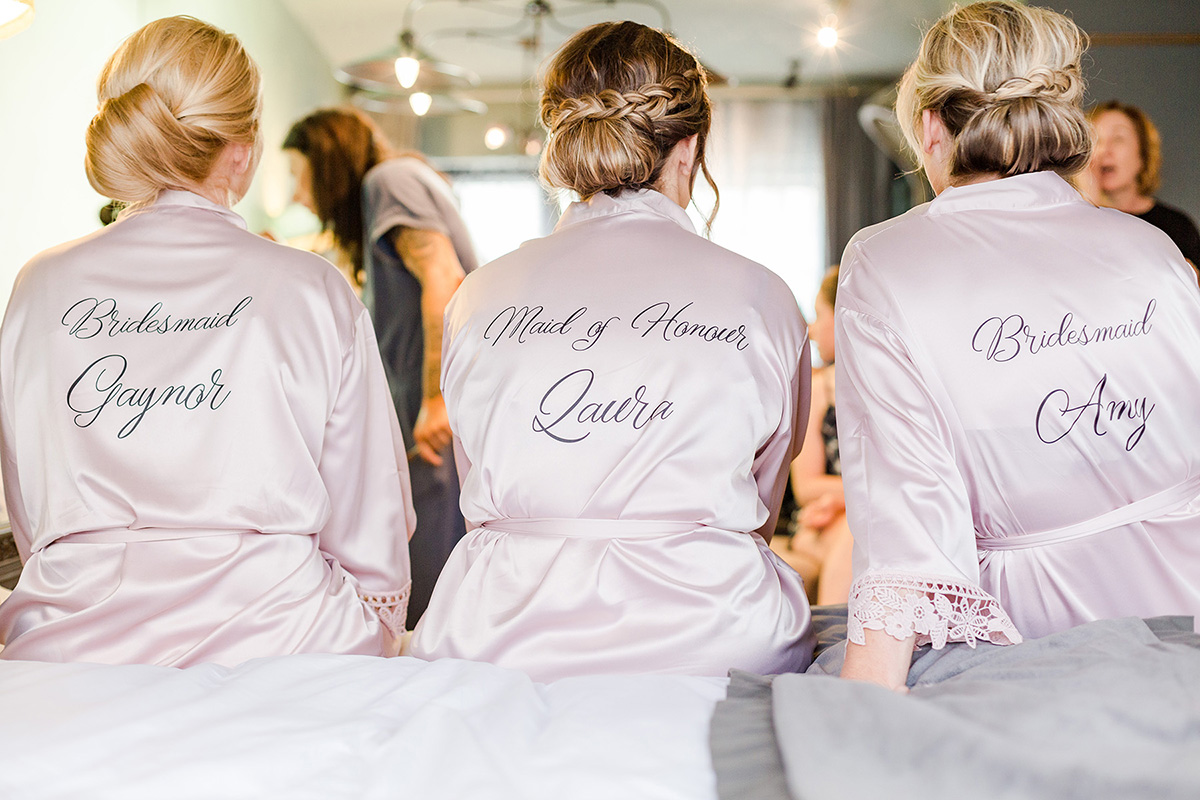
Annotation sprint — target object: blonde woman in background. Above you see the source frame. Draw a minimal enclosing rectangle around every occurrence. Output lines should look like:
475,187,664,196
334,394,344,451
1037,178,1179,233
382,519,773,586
0,17,414,666
409,21,814,681
836,1,1200,691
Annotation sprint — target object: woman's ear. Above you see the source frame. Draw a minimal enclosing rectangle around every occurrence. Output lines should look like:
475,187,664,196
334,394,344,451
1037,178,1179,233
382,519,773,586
228,142,255,176
677,133,699,178
920,108,947,155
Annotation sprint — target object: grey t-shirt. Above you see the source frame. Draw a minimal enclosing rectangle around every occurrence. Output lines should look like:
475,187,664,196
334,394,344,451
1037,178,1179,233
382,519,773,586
361,157,479,449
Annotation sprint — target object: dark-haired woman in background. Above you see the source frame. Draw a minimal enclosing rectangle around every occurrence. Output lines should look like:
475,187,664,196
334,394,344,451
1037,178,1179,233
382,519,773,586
408,21,814,681
836,1,1200,691
1086,101,1200,267
0,18,413,666
284,109,477,626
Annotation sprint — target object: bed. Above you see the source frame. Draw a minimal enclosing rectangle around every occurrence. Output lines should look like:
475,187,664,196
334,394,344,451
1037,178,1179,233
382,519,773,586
711,613,1200,800
1,609,1196,799
0,651,725,800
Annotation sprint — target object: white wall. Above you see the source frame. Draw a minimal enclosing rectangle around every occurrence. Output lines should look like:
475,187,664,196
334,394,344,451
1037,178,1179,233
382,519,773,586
0,0,341,313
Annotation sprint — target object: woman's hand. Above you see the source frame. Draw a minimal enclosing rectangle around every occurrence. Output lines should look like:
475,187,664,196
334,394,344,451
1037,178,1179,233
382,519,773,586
799,493,844,530
412,395,452,466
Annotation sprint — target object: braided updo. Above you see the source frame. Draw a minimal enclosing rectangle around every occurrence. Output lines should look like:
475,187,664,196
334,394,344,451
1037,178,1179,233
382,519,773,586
539,21,717,219
896,1,1091,181
85,16,262,207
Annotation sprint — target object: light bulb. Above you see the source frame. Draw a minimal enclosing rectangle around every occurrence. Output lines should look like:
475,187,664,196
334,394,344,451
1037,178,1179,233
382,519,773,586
484,124,509,151
0,0,33,39
394,56,420,89
817,25,838,49
409,92,433,116
0,0,30,26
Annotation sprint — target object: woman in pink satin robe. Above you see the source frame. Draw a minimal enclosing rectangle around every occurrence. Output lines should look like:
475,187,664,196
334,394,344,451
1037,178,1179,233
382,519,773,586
838,1,1200,691
408,21,814,682
0,17,414,667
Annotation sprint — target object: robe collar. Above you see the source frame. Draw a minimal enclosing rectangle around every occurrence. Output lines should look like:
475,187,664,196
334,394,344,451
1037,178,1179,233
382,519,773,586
556,188,696,234
928,171,1089,216
126,189,249,230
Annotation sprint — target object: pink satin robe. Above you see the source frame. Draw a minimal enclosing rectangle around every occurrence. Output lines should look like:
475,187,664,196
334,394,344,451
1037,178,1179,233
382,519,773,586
837,171,1200,648
0,191,415,667
408,189,814,681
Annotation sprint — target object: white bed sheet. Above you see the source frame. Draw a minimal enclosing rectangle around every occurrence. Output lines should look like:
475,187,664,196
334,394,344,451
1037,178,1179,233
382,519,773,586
0,654,726,800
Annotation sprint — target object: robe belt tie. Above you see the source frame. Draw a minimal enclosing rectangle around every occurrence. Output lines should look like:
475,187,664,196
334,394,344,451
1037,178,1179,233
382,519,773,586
976,474,1200,551
480,518,703,538
54,527,266,546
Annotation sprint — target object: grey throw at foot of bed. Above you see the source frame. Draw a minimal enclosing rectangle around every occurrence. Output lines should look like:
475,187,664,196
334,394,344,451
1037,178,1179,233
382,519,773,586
710,611,1200,800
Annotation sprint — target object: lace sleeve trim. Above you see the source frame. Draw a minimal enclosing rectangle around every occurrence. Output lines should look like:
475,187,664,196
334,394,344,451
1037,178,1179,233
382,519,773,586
847,571,1022,649
359,583,410,638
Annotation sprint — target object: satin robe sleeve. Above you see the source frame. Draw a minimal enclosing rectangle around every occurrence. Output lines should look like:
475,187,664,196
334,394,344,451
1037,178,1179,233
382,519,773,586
316,308,416,635
753,340,811,540
836,246,1021,649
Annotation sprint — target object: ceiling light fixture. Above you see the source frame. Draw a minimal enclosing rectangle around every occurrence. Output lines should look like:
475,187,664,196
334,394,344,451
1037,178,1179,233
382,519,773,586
334,0,713,119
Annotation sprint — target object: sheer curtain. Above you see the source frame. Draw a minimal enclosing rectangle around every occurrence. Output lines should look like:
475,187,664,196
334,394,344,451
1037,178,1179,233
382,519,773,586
690,98,826,317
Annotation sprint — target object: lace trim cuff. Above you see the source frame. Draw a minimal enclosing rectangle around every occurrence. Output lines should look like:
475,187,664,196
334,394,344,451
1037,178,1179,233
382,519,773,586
847,571,1022,649
359,583,410,638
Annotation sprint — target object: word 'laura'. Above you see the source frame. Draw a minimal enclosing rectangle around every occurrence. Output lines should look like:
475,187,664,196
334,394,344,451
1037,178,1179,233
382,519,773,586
532,368,673,443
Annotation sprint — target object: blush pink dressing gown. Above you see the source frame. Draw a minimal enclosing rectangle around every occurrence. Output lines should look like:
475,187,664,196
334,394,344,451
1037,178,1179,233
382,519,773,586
837,171,1200,649
0,191,415,667
408,189,814,681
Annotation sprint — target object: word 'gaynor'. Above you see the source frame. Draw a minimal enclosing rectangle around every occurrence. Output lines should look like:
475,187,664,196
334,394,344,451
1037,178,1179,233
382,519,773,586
67,354,230,439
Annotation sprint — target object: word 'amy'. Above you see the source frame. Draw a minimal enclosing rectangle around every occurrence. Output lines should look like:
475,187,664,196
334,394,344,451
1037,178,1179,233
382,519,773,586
1035,373,1154,451
67,354,230,439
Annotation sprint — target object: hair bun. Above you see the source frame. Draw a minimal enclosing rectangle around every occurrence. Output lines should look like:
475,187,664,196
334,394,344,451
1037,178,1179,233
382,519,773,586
87,80,220,205
84,16,261,207
895,1,1092,180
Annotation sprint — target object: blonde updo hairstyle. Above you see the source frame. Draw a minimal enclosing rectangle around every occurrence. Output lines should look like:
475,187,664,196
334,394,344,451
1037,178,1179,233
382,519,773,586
896,1,1091,182
538,21,718,225
85,16,262,207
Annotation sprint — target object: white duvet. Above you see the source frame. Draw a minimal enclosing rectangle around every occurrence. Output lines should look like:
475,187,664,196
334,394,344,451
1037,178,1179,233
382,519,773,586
0,654,725,800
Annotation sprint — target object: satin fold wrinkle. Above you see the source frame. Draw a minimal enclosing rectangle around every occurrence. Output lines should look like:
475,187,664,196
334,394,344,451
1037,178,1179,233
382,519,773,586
408,190,815,681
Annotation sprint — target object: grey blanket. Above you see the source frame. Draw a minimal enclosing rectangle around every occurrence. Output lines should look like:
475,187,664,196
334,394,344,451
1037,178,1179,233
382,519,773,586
711,614,1200,800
